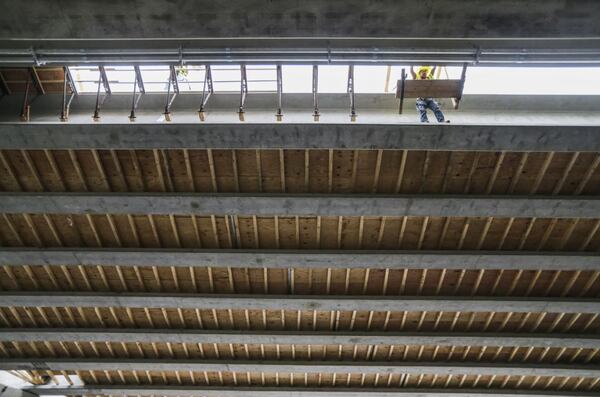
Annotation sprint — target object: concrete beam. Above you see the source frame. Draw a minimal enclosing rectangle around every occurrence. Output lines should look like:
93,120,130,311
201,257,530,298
1,293,598,314
4,359,600,378
24,385,600,397
1,328,598,350
1,1,600,40
1,193,599,219
1,123,600,152
1,248,598,271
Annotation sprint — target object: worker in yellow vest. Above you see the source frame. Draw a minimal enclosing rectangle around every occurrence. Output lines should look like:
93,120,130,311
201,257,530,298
410,66,449,123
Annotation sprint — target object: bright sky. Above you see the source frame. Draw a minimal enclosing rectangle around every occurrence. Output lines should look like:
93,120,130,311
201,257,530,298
70,65,600,95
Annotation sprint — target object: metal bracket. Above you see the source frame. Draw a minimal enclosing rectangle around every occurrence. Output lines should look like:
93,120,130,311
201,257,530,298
198,65,213,121
163,65,179,121
30,47,40,66
347,65,356,122
238,64,248,121
312,65,320,122
275,64,283,121
474,46,482,65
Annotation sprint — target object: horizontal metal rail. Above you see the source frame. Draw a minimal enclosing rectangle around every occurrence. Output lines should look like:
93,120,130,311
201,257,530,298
3,45,600,66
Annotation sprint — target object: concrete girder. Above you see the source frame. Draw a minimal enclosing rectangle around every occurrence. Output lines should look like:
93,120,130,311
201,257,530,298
4,359,600,378
1,1,600,40
1,123,600,152
1,328,598,349
23,385,600,397
1,293,598,314
1,193,599,219
1,248,598,271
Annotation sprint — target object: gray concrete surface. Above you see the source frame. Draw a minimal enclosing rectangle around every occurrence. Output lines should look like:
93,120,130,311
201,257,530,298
2,93,600,126
2,122,600,151
1,293,598,314
2,329,597,349
24,385,600,397
0,247,600,271
1,1,600,40
4,359,600,378
1,193,599,218
1,248,598,271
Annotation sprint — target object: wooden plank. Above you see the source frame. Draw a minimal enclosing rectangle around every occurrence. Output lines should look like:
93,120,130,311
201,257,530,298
396,80,462,99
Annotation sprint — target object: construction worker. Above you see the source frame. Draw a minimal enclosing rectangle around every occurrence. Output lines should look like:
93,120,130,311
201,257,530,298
410,66,449,123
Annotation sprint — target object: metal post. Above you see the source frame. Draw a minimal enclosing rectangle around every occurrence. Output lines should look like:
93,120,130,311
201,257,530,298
312,65,319,122
163,68,172,121
348,65,356,122
275,64,283,122
129,74,138,121
129,66,144,121
93,66,110,121
0,71,10,96
19,75,31,122
93,69,102,121
198,65,213,121
398,68,406,114
60,67,68,121
163,66,178,122
454,63,468,109
99,66,111,94
29,67,45,95
238,64,247,121
134,65,145,94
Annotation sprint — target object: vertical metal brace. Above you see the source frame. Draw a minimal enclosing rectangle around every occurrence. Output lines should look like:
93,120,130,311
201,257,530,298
312,65,320,122
163,65,179,122
134,65,145,94
129,66,144,121
66,66,78,95
60,67,76,122
453,63,468,110
0,71,11,96
238,64,248,121
398,68,407,114
99,66,111,94
30,67,45,95
275,64,283,122
93,66,110,121
347,65,356,122
198,65,213,121
20,75,31,122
